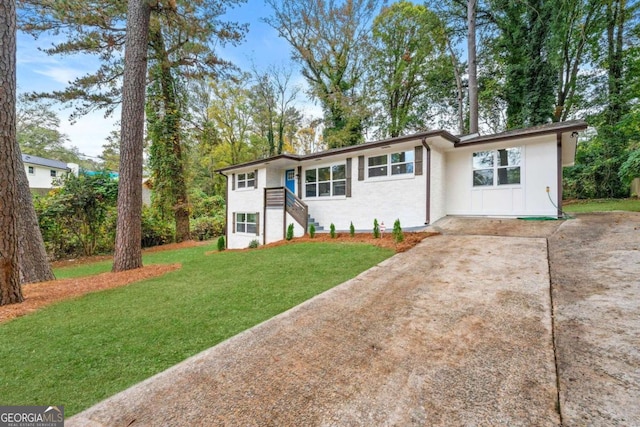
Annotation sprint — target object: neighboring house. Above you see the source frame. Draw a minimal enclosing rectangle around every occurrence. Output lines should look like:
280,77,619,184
22,154,72,195
217,120,587,249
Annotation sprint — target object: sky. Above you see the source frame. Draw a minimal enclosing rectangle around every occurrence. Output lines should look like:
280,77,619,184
16,0,313,159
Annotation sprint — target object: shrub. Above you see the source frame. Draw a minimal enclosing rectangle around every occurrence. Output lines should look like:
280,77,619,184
309,223,316,238
392,219,404,243
217,236,225,251
141,207,175,248
190,215,224,241
330,223,336,238
248,239,260,249
349,221,355,237
286,223,294,240
373,219,380,238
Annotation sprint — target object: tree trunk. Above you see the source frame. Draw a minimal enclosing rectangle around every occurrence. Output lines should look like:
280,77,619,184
15,146,55,284
467,0,479,134
113,0,151,272
446,38,465,135
0,0,23,305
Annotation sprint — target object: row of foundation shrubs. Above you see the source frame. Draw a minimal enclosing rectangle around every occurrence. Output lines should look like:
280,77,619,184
304,219,404,243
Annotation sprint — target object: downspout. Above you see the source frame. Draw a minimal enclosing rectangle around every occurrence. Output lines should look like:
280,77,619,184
556,133,563,218
218,171,229,248
421,138,431,225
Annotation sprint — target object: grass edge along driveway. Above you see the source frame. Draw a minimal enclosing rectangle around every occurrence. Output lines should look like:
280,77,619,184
0,242,393,416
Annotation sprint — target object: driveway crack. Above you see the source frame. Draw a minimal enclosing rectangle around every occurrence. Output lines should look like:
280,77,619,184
547,237,563,426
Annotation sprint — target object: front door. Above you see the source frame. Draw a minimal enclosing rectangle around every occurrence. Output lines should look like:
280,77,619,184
285,169,295,193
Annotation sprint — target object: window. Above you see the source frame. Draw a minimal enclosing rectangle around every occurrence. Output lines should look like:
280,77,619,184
28,166,34,175
473,147,521,187
305,164,346,197
236,213,257,234
50,170,57,178
237,172,255,189
367,150,414,178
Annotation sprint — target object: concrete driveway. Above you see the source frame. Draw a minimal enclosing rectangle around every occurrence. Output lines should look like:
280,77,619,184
69,213,639,426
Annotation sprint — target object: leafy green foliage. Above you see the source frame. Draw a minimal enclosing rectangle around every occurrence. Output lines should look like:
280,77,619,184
373,218,380,239
217,236,226,251
248,239,260,249
36,172,118,257
330,223,336,238
286,223,295,240
350,221,355,237
309,223,316,238
392,219,404,243
140,207,175,248
191,216,224,241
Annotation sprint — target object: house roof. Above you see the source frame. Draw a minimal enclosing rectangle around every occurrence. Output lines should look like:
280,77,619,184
21,154,70,170
217,120,588,173
216,129,458,173
455,120,588,147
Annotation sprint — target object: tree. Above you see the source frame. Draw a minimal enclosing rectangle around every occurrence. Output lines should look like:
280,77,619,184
369,1,448,137
101,129,121,171
265,0,380,148
0,0,23,305
468,0,478,133
112,0,151,272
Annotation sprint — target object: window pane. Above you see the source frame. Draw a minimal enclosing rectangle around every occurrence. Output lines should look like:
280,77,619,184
392,163,413,175
246,213,256,223
332,164,345,180
305,169,316,183
498,148,521,166
247,172,255,179
318,182,331,196
238,181,246,188
238,173,245,180
473,151,494,169
391,150,414,164
247,179,255,187
368,166,388,177
333,180,346,196
318,167,331,182
498,167,521,185
236,223,246,233
305,183,316,197
473,169,494,186
368,155,387,167
236,213,246,222
246,224,257,234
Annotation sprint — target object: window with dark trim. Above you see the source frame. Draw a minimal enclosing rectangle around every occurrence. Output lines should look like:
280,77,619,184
473,147,521,187
237,172,255,189
305,164,346,197
367,150,414,178
28,166,34,175
236,212,257,234
50,170,57,178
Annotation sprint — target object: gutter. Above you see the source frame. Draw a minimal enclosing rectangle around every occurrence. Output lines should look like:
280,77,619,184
218,170,229,248
422,138,431,225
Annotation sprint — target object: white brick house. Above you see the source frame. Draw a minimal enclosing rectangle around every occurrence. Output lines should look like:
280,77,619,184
218,120,587,249
22,154,71,193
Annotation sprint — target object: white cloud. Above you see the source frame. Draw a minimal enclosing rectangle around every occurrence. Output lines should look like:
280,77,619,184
33,66,83,85
58,108,120,157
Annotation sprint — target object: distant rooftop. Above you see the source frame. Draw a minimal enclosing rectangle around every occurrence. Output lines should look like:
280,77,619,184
21,154,69,170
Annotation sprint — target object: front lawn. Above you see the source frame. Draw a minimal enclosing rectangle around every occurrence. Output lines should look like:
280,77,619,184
0,242,393,416
563,198,640,213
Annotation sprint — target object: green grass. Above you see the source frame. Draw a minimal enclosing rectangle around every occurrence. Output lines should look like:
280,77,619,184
0,242,393,415
563,198,640,213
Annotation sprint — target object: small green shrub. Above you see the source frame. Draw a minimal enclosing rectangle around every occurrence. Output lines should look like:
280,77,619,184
217,236,226,251
286,223,295,240
330,223,336,238
373,219,380,239
392,219,404,243
349,221,355,237
190,215,224,241
248,239,260,249
309,223,316,238
141,208,175,248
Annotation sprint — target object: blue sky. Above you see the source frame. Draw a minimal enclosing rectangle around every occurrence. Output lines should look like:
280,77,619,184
16,0,310,158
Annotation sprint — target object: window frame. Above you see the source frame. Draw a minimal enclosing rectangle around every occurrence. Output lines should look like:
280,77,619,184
237,171,256,190
304,163,347,198
472,147,522,188
28,166,34,175
366,150,415,179
235,212,257,234
50,169,57,178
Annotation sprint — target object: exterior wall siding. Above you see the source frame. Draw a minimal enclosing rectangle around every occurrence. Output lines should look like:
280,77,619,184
226,169,265,249
24,164,67,189
445,135,558,217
